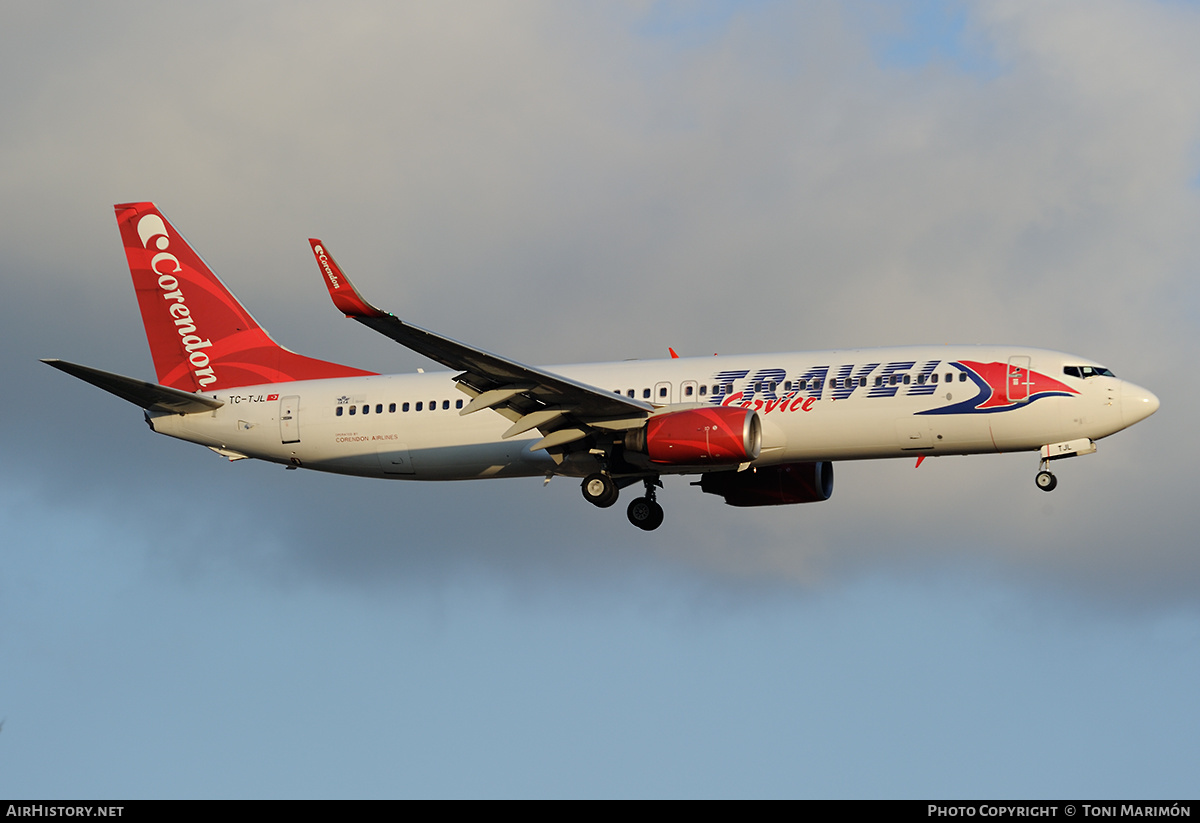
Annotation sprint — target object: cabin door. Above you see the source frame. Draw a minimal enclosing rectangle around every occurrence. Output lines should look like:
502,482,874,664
1007,356,1031,403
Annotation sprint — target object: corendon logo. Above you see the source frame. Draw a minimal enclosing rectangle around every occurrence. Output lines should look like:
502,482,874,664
137,214,217,388
312,244,340,290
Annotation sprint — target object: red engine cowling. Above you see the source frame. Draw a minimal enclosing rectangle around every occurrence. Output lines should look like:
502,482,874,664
624,406,762,466
699,461,834,507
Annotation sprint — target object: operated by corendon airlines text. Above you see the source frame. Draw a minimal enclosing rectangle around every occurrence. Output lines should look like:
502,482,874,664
7,807,123,817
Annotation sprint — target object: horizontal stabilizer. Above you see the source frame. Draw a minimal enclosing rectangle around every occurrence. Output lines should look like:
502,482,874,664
41,359,224,414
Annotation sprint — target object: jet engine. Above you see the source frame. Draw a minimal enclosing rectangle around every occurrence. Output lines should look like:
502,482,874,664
699,461,834,507
624,406,761,466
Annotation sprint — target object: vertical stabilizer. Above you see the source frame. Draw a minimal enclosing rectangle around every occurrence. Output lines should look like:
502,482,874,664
115,202,375,391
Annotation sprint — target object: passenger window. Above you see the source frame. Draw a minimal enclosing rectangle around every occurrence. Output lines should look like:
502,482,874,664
874,377,882,387
362,405,370,415
931,374,938,384
685,385,694,397
443,400,450,410
917,375,925,385
903,375,911,384
699,385,707,396
336,406,343,417
959,373,967,382
643,388,651,399
429,400,435,410
456,399,463,409
389,403,396,413
627,390,634,398
403,402,410,412
349,406,357,415
658,387,667,398
415,402,422,411
376,404,383,414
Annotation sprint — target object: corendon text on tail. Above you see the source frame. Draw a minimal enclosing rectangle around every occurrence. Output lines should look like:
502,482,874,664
43,202,1160,531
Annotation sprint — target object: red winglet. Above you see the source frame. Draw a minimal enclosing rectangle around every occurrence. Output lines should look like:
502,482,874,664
668,347,679,359
308,239,388,319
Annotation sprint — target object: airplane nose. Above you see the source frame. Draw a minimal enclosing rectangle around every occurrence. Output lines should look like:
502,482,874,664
1121,382,1160,427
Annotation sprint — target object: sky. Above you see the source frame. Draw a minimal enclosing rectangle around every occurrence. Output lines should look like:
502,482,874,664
1,0,1198,798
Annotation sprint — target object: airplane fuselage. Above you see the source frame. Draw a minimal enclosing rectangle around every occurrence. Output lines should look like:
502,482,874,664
148,345,1154,482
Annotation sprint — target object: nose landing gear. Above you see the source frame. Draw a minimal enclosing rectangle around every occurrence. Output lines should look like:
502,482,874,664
1035,468,1057,491
1035,458,1057,492
1033,438,1096,491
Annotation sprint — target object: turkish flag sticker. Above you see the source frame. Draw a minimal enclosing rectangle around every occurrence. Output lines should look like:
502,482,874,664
267,394,279,401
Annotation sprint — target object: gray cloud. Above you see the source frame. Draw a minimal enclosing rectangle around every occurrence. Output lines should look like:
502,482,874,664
3,1,1198,607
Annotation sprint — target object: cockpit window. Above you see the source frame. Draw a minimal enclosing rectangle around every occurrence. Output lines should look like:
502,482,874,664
1064,365,1115,379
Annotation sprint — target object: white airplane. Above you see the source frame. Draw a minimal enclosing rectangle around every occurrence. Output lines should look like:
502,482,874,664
45,202,1160,531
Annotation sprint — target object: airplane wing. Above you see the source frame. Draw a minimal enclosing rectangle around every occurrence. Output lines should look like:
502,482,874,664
308,240,655,453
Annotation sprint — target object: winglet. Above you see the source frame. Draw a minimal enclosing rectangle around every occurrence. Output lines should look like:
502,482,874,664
669,347,680,359
308,239,389,319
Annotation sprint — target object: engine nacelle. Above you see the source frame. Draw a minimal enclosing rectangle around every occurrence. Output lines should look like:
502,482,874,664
699,461,834,507
624,406,762,466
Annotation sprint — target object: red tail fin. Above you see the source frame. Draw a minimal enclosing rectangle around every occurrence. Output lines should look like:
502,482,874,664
115,202,376,391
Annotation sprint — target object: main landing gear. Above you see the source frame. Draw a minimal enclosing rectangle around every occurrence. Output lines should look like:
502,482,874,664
626,478,664,532
581,472,619,508
580,473,665,531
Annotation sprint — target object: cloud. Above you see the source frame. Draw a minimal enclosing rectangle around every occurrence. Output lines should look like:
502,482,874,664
1,0,1197,608
8,3,1200,800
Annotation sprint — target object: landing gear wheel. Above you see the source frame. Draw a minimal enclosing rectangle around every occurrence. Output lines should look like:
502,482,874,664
1035,470,1057,492
627,497,664,531
581,473,618,508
